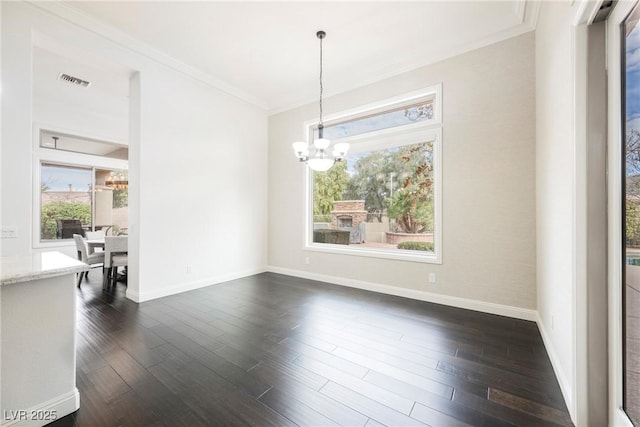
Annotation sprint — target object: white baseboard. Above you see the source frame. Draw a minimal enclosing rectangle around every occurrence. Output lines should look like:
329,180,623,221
535,313,575,424
1,388,79,427
266,266,538,322
126,267,267,302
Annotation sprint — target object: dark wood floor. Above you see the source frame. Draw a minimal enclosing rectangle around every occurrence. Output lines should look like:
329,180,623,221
49,270,573,427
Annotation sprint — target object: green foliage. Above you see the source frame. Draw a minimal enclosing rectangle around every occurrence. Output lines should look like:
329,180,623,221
311,142,434,231
627,200,640,247
388,194,433,233
41,201,91,240
313,161,348,215
344,142,434,226
344,150,401,220
313,215,332,223
385,143,434,233
397,241,434,251
113,189,128,208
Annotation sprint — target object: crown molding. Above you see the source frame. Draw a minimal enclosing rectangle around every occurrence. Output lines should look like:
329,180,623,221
515,0,527,23
27,1,269,111
268,0,541,115
573,0,605,26
24,0,540,116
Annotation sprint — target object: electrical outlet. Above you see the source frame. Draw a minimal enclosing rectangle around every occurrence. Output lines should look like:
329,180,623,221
186,265,193,274
1,226,17,239
428,273,436,283
305,257,310,265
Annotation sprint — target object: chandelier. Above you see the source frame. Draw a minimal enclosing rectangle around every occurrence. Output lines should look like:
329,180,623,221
105,171,128,189
292,31,349,172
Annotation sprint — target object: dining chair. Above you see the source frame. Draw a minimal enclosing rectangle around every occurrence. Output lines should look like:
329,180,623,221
103,236,128,290
73,234,105,287
85,230,106,240
57,219,85,239
85,230,106,253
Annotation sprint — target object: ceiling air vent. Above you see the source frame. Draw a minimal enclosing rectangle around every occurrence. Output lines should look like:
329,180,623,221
57,73,91,88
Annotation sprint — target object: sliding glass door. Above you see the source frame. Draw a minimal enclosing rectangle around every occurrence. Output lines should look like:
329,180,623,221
623,3,640,424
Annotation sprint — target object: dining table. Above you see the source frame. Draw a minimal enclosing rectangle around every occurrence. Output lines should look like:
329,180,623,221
86,236,128,286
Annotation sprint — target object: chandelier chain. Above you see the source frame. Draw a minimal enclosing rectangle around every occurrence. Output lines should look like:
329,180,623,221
291,30,349,172
319,33,324,129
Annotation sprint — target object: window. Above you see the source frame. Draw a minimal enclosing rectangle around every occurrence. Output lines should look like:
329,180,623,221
40,163,93,240
35,129,128,245
305,85,442,263
40,163,129,241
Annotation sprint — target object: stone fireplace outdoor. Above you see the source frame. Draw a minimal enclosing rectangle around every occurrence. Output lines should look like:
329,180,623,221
331,200,366,229
337,216,353,228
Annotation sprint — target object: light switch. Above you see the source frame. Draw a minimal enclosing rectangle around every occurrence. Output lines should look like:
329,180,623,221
1,227,18,239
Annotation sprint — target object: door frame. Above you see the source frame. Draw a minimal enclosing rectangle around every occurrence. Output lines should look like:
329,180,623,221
607,1,638,425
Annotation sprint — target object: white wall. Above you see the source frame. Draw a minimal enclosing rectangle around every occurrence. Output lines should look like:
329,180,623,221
1,2,268,301
268,33,537,316
133,66,268,301
2,1,33,257
32,44,131,144
535,0,585,422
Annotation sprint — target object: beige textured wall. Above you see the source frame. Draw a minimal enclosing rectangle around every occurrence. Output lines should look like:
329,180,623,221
268,32,536,310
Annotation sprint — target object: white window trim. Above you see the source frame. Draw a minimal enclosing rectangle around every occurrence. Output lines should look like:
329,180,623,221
32,124,128,250
302,85,443,264
308,84,442,132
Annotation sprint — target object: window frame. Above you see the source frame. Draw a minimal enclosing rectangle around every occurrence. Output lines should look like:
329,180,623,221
32,125,128,249
608,2,639,426
302,84,443,264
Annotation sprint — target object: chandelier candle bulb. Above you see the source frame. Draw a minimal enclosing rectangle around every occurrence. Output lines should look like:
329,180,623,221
314,138,331,150
292,142,309,160
332,142,350,160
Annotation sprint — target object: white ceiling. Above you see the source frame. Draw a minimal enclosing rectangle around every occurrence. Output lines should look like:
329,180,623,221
57,1,538,114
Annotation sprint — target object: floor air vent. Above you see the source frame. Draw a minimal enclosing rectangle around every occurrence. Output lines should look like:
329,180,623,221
57,73,91,88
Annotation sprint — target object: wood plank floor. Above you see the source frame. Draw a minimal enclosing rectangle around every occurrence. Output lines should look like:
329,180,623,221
49,271,573,427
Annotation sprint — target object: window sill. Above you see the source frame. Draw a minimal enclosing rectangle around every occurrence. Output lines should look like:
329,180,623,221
304,243,442,264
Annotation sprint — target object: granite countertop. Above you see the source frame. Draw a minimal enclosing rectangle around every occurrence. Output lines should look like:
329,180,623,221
1,251,89,285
